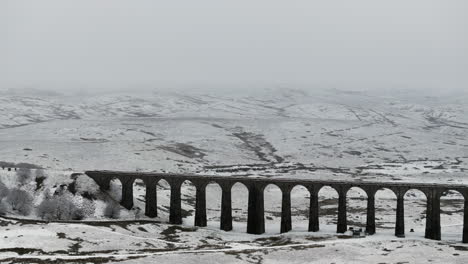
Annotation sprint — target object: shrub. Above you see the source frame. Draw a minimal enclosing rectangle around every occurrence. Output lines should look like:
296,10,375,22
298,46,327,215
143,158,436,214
36,197,58,220
78,198,96,218
42,188,52,200
37,192,85,221
0,201,8,215
104,202,121,219
0,180,9,199
54,184,69,196
16,168,33,186
53,196,80,220
69,196,96,220
6,188,33,215
74,175,100,200
35,169,47,191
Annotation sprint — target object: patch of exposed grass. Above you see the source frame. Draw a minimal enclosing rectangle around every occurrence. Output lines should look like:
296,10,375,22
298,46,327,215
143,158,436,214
160,225,197,242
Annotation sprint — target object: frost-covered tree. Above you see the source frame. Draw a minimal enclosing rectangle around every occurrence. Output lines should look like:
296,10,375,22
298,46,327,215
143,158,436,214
0,201,7,215
6,188,33,215
74,174,100,199
37,190,95,221
34,169,48,190
16,168,33,186
37,196,78,220
55,196,79,220
78,198,96,218
104,202,121,219
37,198,58,220
0,180,10,199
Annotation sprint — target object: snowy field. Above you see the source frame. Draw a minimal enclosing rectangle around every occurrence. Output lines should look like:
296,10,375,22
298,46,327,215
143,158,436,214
0,88,467,263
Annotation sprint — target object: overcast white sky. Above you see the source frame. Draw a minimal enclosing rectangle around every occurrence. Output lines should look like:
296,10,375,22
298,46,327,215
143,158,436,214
1,0,467,92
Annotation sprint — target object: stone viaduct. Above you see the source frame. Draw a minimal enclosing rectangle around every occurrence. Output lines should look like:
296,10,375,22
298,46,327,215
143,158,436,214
85,170,468,243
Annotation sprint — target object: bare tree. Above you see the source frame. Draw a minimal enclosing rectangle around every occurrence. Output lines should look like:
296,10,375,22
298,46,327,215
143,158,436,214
0,201,8,215
75,174,100,199
16,168,33,186
104,202,121,219
37,194,84,221
0,180,9,199
6,188,33,215
37,198,59,220
78,198,96,219
34,169,48,191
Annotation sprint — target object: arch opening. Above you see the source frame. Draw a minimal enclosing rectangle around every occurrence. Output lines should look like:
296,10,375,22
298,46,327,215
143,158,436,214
404,189,427,236
263,183,282,233
205,182,222,228
156,179,171,222
180,180,196,225
346,187,367,230
375,188,397,233
318,186,339,232
231,182,249,232
290,185,309,231
102,177,124,218
108,178,122,204
131,178,146,219
440,190,465,241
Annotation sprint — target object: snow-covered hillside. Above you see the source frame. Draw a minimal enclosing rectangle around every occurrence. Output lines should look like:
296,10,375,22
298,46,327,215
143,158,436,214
0,88,467,263
0,88,467,181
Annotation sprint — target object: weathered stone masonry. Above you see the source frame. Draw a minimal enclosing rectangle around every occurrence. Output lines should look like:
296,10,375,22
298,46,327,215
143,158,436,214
86,171,468,243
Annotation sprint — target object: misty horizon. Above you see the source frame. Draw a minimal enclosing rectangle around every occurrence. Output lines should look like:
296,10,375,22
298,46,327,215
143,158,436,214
2,0,467,92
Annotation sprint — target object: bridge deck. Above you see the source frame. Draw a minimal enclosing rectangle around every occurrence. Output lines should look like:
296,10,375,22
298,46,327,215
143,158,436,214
86,170,468,189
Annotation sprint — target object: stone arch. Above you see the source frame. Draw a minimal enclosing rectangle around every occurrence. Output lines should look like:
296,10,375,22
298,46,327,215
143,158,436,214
290,184,310,231
403,188,428,236
229,181,250,192
317,185,340,233
263,183,283,233
230,182,249,232
374,187,398,233
205,181,223,227
157,178,171,189
158,178,197,225
131,178,146,218
108,177,124,204
403,188,428,200
87,174,113,191
180,179,197,224
439,189,465,241
156,178,171,221
346,186,368,230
